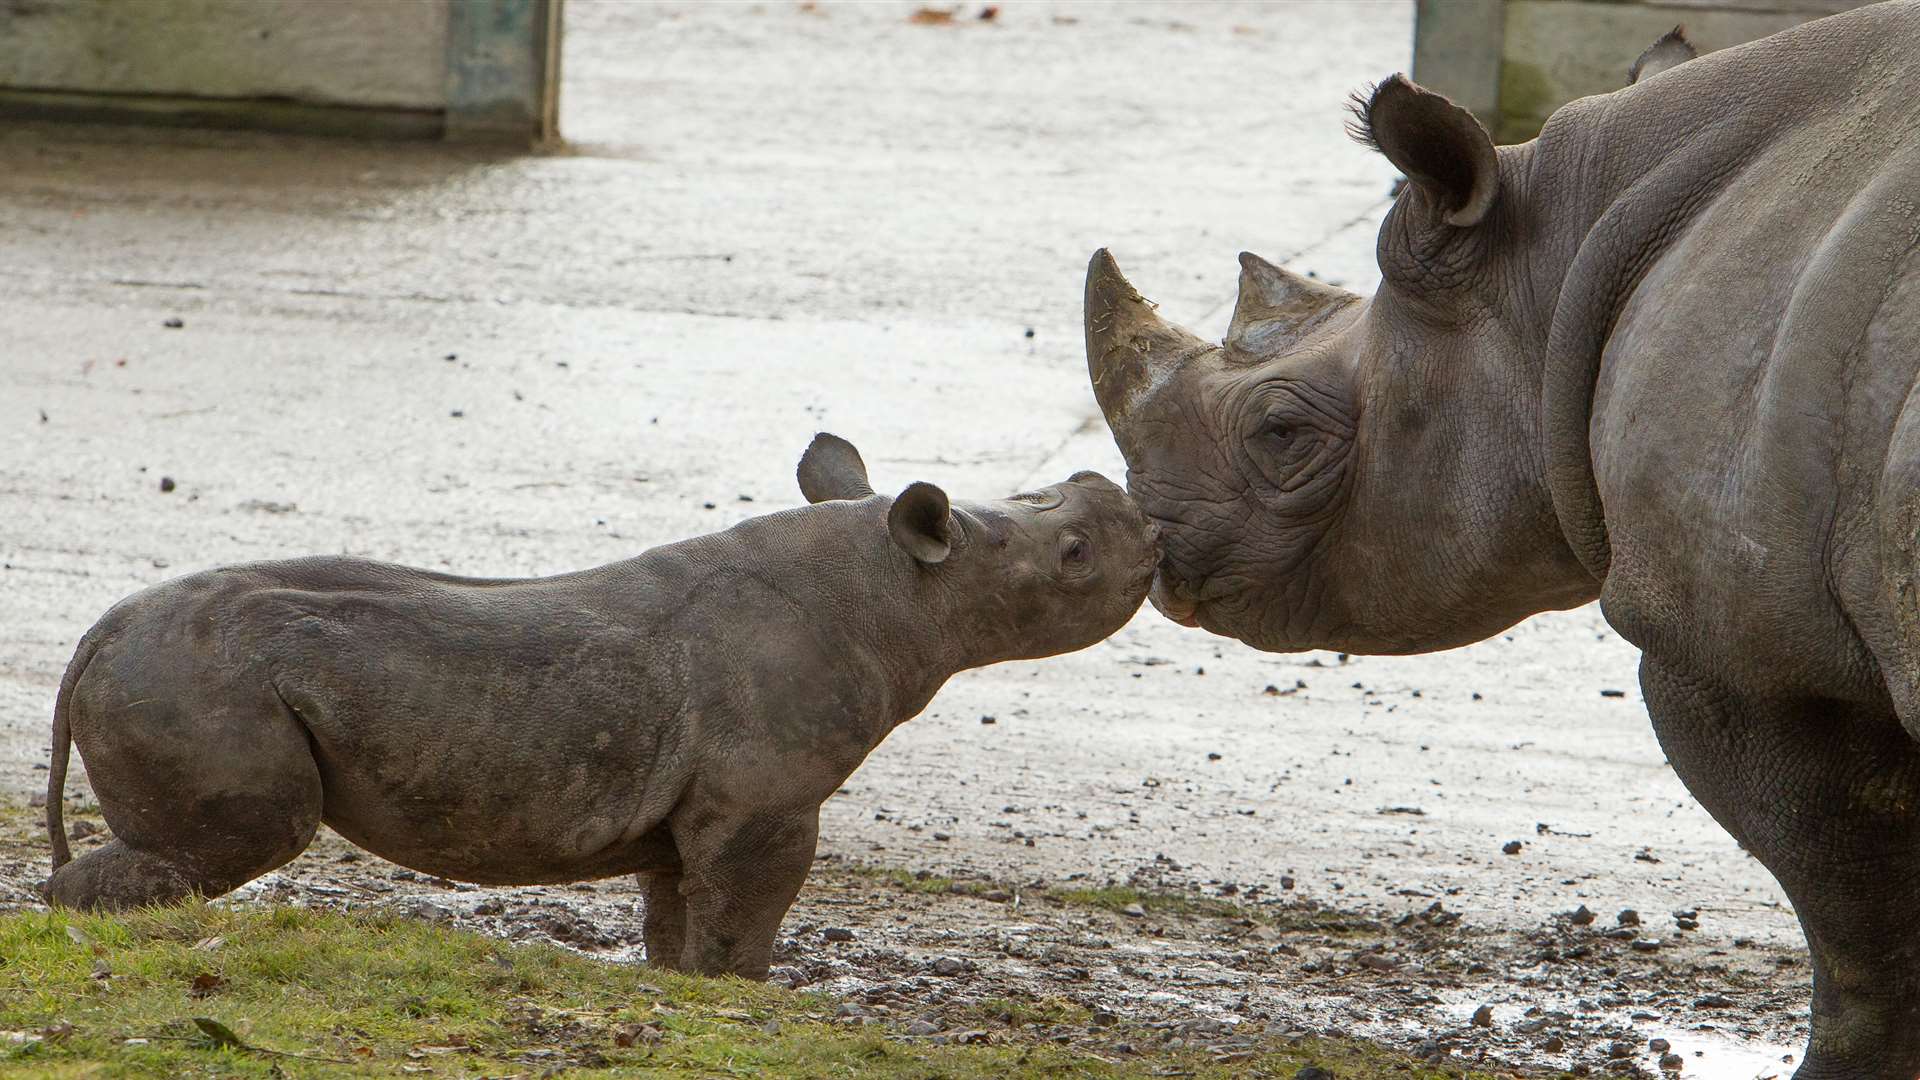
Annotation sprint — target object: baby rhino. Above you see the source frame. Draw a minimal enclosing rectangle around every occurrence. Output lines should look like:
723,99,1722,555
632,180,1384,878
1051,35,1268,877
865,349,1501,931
45,434,1157,977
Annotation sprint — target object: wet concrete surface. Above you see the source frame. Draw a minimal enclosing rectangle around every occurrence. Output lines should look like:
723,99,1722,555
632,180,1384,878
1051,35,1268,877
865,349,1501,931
1,1,1804,1074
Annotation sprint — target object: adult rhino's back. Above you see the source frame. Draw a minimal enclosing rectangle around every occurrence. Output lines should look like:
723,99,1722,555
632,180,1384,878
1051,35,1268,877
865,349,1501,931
1573,7,1920,712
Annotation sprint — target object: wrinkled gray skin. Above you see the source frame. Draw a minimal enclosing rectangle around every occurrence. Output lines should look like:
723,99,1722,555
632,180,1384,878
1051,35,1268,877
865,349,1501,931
45,434,1155,978
1087,6,1920,1075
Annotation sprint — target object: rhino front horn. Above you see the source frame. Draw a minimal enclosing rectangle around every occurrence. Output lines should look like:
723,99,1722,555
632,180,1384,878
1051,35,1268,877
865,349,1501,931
1084,249,1212,422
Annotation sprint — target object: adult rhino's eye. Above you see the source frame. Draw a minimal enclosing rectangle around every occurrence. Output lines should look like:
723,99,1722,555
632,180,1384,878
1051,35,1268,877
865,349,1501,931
1261,411,1301,444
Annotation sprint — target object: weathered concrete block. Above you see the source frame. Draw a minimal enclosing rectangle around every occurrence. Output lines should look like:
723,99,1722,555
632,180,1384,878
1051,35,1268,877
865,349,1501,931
1414,0,1876,144
0,0,561,143
1411,0,1506,123
1499,1,1812,141
1,0,452,109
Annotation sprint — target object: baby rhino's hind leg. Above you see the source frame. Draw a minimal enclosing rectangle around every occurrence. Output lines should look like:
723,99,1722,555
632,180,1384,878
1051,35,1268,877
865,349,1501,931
47,681,323,912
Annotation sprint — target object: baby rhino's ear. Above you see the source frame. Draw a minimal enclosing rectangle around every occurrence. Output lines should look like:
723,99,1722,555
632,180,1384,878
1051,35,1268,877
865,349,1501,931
797,433,875,503
888,482,951,565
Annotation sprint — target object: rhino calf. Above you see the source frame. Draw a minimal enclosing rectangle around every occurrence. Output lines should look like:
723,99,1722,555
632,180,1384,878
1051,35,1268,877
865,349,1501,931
44,434,1156,978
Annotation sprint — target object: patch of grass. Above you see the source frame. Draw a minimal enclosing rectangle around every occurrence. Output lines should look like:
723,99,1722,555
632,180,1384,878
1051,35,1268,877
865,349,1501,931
842,862,1388,937
845,864,1242,917
865,866,973,896
0,904,1539,1079
1054,882,1389,936
1050,883,1243,919
953,994,1092,1029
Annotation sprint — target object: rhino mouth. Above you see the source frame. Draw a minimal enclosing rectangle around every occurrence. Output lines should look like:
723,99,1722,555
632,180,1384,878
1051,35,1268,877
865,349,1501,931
1149,540,1266,632
1147,572,1198,626
1150,560,1239,628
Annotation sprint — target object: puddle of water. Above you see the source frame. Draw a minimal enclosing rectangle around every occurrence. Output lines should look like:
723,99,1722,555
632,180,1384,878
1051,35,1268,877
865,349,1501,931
1434,997,1800,1079
1640,1024,1798,1080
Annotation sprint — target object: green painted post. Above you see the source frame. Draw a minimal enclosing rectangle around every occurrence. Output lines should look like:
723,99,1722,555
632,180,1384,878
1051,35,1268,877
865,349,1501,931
446,0,563,144
1410,0,1505,134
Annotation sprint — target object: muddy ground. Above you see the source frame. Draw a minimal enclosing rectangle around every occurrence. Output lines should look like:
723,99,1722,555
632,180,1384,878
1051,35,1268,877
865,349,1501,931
1,815,1806,1078
1,2,1812,1078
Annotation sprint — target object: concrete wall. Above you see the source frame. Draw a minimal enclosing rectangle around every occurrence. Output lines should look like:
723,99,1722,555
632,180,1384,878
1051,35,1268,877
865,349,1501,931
3,1,451,108
0,0,559,142
1413,0,1875,144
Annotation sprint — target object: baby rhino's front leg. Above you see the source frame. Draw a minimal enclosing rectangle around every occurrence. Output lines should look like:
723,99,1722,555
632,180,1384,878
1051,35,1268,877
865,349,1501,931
660,806,820,979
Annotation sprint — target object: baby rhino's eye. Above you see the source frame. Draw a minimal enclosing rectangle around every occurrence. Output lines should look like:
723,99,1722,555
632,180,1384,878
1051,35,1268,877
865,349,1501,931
1062,537,1091,564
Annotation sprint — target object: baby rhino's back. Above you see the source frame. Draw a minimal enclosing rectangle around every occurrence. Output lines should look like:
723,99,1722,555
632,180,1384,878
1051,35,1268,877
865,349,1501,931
83,552,718,883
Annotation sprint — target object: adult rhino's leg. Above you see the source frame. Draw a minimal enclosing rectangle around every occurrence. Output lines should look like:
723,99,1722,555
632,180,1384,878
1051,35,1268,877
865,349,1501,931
639,870,688,970
46,673,323,911
671,807,818,980
1641,659,1920,1078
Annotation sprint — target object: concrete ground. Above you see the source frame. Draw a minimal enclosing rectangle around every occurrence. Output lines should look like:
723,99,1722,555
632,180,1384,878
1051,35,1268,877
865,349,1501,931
0,0,1797,1068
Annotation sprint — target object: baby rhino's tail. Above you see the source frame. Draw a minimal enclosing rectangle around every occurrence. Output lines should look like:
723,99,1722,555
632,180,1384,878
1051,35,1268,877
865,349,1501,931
47,632,103,873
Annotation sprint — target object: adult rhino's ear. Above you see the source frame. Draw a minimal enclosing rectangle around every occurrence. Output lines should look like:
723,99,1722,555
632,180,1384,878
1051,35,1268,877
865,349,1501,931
797,432,875,503
1628,25,1696,85
1349,74,1498,228
888,482,951,565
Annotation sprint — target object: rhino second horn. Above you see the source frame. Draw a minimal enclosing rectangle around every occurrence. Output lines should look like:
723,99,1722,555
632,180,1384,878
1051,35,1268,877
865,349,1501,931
1226,252,1360,357
1084,248,1212,420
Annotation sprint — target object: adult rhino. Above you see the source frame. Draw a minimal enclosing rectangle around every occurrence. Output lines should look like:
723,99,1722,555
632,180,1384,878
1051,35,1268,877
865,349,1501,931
1085,4,1920,1076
